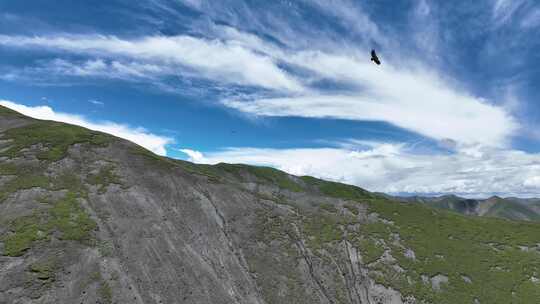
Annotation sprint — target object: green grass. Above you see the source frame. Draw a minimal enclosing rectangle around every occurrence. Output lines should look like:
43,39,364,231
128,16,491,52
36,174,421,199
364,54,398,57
131,145,222,181
216,163,304,192
0,162,19,175
300,176,372,200
354,237,385,264
98,280,113,304
319,203,338,213
351,198,540,303
1,121,110,161
343,203,360,215
48,192,97,242
302,214,350,251
0,174,49,202
0,168,88,203
2,191,96,256
3,214,48,256
51,172,85,193
0,105,25,118
130,145,170,164
86,165,123,194
179,161,221,180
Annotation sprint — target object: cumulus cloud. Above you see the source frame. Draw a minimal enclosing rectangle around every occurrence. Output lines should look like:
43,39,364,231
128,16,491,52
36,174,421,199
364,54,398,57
0,34,303,92
178,148,206,162
0,100,172,156
180,143,540,197
524,176,540,188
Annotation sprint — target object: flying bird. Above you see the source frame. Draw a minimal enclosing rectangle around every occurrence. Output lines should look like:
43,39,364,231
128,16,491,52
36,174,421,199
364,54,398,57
371,49,381,65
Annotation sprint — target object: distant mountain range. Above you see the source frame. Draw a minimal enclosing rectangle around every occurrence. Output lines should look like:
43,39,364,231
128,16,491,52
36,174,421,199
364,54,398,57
390,194,540,222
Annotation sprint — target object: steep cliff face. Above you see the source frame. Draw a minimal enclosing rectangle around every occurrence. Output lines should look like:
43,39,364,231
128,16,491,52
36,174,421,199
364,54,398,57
1,106,540,304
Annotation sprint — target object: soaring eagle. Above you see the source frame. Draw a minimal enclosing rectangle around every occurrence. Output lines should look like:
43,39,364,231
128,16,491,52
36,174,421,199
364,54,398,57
371,49,381,65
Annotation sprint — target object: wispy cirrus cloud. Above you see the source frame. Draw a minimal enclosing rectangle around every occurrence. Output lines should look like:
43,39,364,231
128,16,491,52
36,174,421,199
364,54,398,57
225,50,518,147
0,100,172,156
0,31,519,147
492,0,527,27
0,34,304,92
1,58,170,83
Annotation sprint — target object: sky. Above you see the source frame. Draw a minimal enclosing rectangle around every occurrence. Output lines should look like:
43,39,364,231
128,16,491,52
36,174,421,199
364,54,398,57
0,0,539,197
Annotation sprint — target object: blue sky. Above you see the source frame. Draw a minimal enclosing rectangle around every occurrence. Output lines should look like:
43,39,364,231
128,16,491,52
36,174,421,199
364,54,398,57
1,0,539,197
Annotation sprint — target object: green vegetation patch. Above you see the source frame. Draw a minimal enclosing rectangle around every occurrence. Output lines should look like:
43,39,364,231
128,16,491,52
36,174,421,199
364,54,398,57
51,172,85,194
0,105,25,117
3,215,48,256
485,201,540,222
300,176,371,200
179,161,221,181
355,237,386,264
319,203,338,213
2,191,96,256
30,259,57,281
250,211,319,304
216,163,304,192
0,162,19,175
98,280,113,304
48,192,97,241
130,145,170,164
1,121,110,161
86,165,123,194
302,214,351,251
356,198,540,303
343,203,360,215
130,146,221,181
0,174,49,202
97,240,114,257
1,168,89,203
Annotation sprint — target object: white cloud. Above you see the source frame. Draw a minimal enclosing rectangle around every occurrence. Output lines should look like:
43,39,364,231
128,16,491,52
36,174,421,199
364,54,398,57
0,58,171,84
524,176,540,188
180,143,540,197
304,0,390,48
492,0,526,27
89,99,104,106
0,34,304,92
51,58,167,79
0,100,172,156
178,149,206,162
225,51,518,146
0,28,521,148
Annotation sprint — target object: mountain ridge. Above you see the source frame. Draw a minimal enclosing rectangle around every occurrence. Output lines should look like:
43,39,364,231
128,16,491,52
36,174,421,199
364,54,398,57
393,194,540,222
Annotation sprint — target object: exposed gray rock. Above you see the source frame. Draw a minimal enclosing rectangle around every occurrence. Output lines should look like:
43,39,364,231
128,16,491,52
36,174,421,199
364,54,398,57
430,274,449,291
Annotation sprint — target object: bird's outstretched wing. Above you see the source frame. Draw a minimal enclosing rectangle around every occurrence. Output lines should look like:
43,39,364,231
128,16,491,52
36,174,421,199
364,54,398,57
370,49,381,65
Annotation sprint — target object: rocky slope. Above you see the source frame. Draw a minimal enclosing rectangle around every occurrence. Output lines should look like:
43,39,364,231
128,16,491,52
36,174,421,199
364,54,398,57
1,105,540,304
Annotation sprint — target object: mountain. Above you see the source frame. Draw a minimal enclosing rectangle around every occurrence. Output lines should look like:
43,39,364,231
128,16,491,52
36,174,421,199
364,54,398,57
1,105,540,304
395,194,540,222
